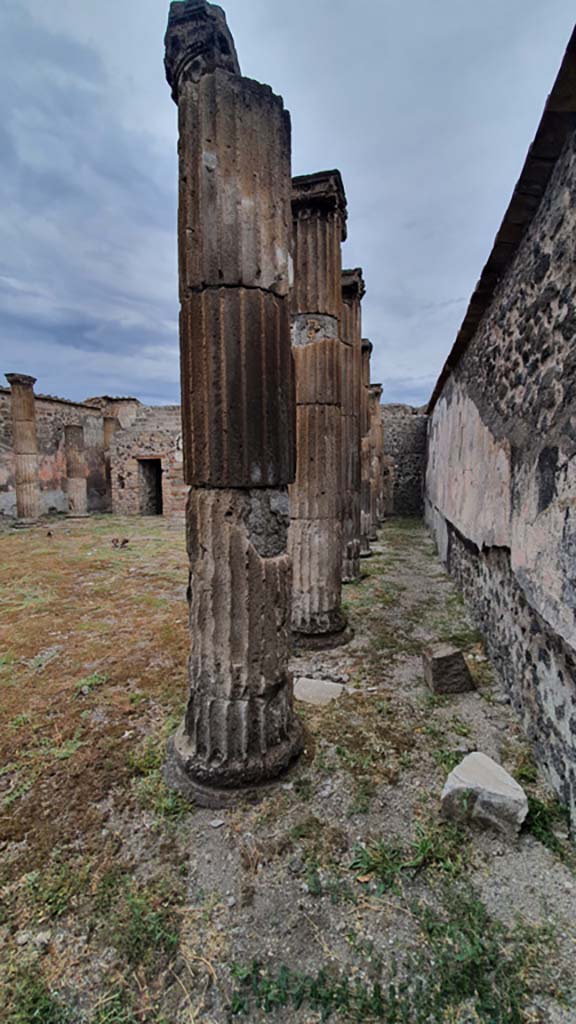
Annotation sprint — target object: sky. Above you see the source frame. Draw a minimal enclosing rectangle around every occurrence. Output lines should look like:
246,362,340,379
0,1,574,407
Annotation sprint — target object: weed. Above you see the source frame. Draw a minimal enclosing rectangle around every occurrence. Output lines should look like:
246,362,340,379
9,714,31,730
91,991,139,1024
525,795,572,859
515,750,539,785
349,777,376,815
134,771,190,821
108,886,179,967
127,737,163,777
293,775,313,801
75,671,109,695
26,852,91,919
4,971,72,1024
351,822,465,892
432,748,463,774
230,885,557,1022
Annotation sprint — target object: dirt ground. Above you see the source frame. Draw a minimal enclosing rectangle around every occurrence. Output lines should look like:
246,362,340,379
0,514,575,1024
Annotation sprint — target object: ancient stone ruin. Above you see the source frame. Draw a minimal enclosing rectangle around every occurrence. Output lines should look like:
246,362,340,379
162,0,303,803
0,8,574,831
289,170,350,648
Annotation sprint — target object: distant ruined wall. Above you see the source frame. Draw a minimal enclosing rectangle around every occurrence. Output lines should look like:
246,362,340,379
0,388,108,516
426,116,576,829
381,404,428,516
109,405,187,516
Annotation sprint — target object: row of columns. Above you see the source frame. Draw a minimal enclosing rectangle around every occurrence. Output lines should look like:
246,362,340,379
5,373,90,519
163,0,385,805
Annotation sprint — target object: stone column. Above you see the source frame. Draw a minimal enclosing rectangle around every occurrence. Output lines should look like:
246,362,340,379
5,373,40,520
164,0,302,805
360,339,373,556
341,269,365,582
289,171,351,648
103,416,119,512
64,425,88,516
369,384,384,532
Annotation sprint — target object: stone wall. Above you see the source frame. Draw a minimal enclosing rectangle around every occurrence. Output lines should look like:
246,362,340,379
425,42,576,831
381,404,428,516
0,388,108,516
109,405,187,517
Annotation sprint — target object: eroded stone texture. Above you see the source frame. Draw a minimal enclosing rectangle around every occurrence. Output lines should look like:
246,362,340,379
382,404,428,516
442,752,528,837
64,425,88,516
5,374,40,520
369,384,384,528
289,171,350,646
341,269,365,581
164,0,302,802
423,643,475,695
360,339,373,556
426,60,576,830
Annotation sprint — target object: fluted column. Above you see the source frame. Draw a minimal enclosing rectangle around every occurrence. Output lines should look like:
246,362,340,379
360,339,373,555
289,171,350,648
65,425,88,516
369,384,385,527
341,269,365,581
164,0,302,804
5,373,40,520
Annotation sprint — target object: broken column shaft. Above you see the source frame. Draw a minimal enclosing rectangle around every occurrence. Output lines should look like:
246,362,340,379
289,171,350,647
164,0,302,803
341,270,366,582
64,425,88,516
360,339,373,554
5,373,40,520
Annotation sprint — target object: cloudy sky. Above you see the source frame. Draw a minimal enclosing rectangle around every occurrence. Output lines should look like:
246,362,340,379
0,1,573,406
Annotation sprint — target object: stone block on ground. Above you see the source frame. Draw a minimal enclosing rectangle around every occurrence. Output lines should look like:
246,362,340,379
294,677,344,706
423,643,475,694
441,752,528,836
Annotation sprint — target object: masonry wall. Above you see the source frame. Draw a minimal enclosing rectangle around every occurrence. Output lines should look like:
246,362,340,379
425,128,576,829
109,406,187,517
0,389,108,516
381,404,428,516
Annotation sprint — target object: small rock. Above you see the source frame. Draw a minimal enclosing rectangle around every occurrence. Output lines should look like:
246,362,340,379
441,752,528,836
34,931,52,951
209,819,225,829
423,644,475,695
227,897,236,908
294,677,344,706
16,931,31,947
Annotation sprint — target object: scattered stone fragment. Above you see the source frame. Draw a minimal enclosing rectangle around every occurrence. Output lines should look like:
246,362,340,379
209,819,225,830
294,677,345,706
423,643,475,694
441,751,529,836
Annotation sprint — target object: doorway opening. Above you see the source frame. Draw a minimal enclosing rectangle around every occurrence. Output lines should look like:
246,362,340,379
138,458,163,515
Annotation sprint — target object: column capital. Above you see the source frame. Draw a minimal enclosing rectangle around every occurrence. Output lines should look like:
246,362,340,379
292,170,348,242
361,338,373,356
6,373,37,389
164,0,240,102
342,268,366,302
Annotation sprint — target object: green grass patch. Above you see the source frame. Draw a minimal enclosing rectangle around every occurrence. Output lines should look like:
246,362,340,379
525,796,573,860
230,884,558,1022
4,971,72,1024
108,886,179,967
350,821,466,893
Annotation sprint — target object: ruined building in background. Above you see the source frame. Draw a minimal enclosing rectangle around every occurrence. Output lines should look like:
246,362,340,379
381,403,428,516
163,0,303,803
341,268,366,581
425,28,576,830
1,376,110,517
289,170,351,647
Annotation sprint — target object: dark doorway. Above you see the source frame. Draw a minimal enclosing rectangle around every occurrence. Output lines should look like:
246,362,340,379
138,459,163,515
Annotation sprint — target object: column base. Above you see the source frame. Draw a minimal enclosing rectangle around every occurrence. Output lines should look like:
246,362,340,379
165,718,304,808
293,622,354,651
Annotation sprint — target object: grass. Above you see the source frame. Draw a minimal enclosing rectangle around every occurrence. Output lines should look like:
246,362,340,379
75,671,109,695
525,795,573,861
230,884,558,1022
25,852,92,920
350,821,466,893
108,886,179,967
3,971,72,1024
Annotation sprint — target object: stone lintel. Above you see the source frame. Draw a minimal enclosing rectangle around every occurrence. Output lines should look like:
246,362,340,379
6,373,37,389
165,0,240,102
292,170,348,241
342,267,366,302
